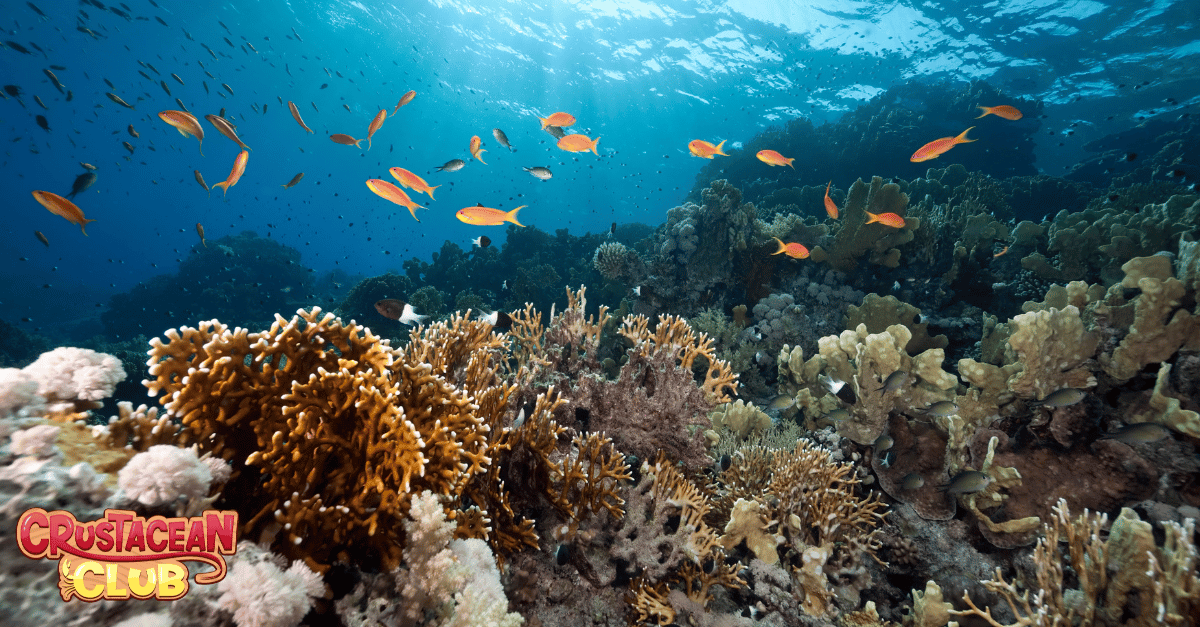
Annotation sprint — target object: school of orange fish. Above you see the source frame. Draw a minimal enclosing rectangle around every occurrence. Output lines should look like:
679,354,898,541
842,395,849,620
28,71,1020,266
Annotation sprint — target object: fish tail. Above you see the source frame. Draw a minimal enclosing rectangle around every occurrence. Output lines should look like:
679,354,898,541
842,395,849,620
507,205,527,228
975,106,991,119
715,139,727,155
864,210,879,225
427,185,440,201
591,137,601,156
354,139,363,149
957,126,976,143
538,116,548,129
80,218,97,236
213,181,229,195
771,237,785,255
198,140,204,157
786,157,794,169
368,137,372,150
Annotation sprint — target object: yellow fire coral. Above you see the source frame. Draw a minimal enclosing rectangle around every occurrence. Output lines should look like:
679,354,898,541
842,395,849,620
144,308,512,570
952,498,1200,626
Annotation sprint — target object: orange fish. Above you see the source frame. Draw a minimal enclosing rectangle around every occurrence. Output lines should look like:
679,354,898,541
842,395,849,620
756,149,793,168
689,139,727,159
212,150,249,196
366,109,386,150
469,135,487,164
771,237,809,259
366,179,422,221
538,112,575,129
32,191,97,235
557,133,600,155
330,133,364,148
864,211,906,229
392,90,416,115
288,100,313,133
389,167,440,200
158,110,204,155
196,222,207,248
823,181,838,219
910,127,975,162
456,204,526,227
975,105,1022,120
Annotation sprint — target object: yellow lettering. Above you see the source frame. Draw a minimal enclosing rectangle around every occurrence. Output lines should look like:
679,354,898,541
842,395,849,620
156,562,188,600
73,561,105,601
127,565,158,598
105,563,130,599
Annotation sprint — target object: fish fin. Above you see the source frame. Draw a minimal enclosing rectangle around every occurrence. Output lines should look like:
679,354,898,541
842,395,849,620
957,126,976,143
771,237,785,255
786,157,794,169
213,181,229,195
368,137,372,150
427,185,440,201
591,137,601,156
538,116,548,129
354,139,363,149
715,139,727,155
507,205,527,228
975,106,990,119
864,210,879,225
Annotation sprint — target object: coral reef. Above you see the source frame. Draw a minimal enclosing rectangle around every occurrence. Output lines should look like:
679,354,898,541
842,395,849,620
102,231,316,340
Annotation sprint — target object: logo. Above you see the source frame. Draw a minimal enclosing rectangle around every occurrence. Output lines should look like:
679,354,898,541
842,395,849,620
17,508,238,602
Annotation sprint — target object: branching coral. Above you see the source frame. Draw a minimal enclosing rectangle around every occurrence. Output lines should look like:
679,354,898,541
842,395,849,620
144,308,511,570
952,498,1200,627
714,440,887,618
618,454,745,625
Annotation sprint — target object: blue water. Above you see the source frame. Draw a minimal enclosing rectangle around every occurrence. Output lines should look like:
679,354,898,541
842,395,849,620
1,0,1196,337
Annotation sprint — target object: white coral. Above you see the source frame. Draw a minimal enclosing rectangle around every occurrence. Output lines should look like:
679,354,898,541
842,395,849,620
9,424,61,458
395,491,523,627
216,543,325,627
118,444,213,507
21,347,125,405
0,367,44,424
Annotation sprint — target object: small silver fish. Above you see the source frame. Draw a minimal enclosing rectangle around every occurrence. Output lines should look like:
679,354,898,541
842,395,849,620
766,394,795,411
937,470,991,495
919,401,959,417
822,408,849,423
878,371,908,393
900,473,924,490
874,434,894,455
492,128,514,151
436,158,465,172
1031,388,1087,408
544,125,565,139
523,166,552,180
1100,422,1171,444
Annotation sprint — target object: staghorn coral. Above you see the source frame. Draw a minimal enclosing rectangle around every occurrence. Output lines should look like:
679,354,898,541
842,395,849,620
952,498,1200,627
